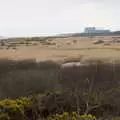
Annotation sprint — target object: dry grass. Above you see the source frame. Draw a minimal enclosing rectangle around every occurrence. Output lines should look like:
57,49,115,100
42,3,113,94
0,36,120,62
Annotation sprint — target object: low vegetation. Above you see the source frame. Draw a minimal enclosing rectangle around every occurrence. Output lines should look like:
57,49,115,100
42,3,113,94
0,96,39,120
0,59,120,119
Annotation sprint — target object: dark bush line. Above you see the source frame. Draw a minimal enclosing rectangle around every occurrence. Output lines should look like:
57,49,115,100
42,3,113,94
0,59,120,99
0,59,60,72
60,62,120,90
0,59,60,99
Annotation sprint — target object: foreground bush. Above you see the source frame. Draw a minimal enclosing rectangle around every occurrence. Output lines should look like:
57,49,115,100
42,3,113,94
48,112,96,120
0,94,119,120
39,91,86,117
38,91,118,119
48,112,120,120
0,97,39,120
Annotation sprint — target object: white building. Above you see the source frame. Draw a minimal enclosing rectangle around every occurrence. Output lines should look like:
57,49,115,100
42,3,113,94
84,27,110,34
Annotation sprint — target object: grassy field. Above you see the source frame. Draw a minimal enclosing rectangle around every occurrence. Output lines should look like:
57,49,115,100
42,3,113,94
0,36,120,62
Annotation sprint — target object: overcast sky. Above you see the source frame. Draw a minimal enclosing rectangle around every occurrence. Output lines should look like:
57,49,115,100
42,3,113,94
0,0,120,37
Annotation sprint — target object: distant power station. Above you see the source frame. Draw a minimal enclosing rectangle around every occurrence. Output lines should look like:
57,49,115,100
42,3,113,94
84,27,111,34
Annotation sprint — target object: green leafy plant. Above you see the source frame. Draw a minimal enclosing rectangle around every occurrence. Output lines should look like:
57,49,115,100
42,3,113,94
0,97,38,120
48,112,96,120
0,113,10,120
0,99,25,120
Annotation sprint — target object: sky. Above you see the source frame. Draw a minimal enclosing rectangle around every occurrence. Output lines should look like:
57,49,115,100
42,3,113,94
0,0,120,37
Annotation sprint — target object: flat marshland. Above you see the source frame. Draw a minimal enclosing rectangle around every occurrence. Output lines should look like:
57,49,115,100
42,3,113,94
0,36,120,62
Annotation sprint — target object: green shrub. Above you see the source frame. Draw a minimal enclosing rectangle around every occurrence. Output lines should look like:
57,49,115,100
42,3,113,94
0,97,39,120
0,113,10,120
16,97,32,110
80,114,96,120
112,118,120,120
48,112,96,120
0,99,25,120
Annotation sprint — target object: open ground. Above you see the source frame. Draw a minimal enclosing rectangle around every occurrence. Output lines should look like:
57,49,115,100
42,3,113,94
0,36,120,62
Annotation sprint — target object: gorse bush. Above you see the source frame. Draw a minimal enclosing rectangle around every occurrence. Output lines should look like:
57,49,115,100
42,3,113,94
48,112,96,120
0,97,39,120
0,113,10,120
0,99,25,120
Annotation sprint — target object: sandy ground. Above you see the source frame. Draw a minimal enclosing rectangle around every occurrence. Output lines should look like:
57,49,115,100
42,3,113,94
0,36,120,62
